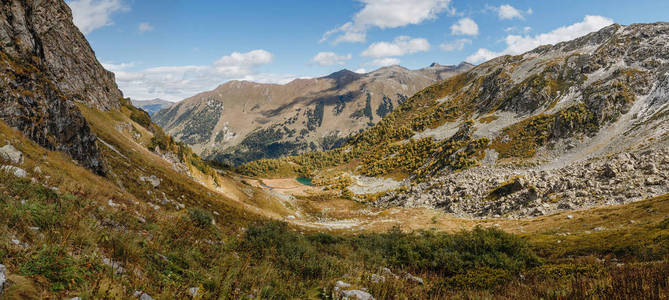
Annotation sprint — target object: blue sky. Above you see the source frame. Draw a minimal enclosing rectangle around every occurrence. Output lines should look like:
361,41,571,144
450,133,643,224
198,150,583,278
66,0,669,101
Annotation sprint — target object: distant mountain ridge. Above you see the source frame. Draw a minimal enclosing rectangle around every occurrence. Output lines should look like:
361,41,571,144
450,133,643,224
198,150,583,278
154,62,474,165
132,98,173,116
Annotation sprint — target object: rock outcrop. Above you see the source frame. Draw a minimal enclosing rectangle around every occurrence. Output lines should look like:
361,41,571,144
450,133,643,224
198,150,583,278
0,0,124,174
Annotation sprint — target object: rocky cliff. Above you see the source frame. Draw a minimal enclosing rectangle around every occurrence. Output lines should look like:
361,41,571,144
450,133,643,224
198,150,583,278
0,0,124,174
154,63,473,166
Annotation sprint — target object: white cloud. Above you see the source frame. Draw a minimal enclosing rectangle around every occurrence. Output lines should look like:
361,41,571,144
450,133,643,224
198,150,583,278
368,58,401,67
487,4,532,20
105,50,293,101
465,49,500,64
354,68,367,74
212,49,274,76
102,62,135,71
321,0,453,44
362,36,430,58
138,22,154,33
466,15,614,64
451,18,479,36
497,4,523,20
67,0,126,34
312,52,353,66
440,39,472,51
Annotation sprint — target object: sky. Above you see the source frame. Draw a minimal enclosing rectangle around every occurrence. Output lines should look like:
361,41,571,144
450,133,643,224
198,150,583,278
66,0,669,102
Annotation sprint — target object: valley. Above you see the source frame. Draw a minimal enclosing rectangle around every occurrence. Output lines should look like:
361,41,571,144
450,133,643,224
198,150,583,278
0,0,667,299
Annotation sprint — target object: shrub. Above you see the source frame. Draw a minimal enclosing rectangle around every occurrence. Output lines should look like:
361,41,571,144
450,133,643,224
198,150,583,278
188,208,213,228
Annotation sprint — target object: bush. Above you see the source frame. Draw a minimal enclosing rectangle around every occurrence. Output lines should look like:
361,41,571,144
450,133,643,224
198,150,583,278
19,246,84,291
188,208,213,228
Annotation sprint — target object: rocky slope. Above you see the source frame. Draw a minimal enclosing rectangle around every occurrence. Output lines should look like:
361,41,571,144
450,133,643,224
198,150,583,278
0,0,123,174
241,23,669,218
371,23,669,217
132,98,173,116
154,63,473,165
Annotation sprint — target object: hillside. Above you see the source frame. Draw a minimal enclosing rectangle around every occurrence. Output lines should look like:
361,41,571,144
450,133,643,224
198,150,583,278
154,63,473,166
132,99,173,116
0,1,667,298
240,23,669,218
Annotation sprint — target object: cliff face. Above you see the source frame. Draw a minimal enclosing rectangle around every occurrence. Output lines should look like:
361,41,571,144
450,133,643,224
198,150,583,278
0,0,124,174
0,0,122,110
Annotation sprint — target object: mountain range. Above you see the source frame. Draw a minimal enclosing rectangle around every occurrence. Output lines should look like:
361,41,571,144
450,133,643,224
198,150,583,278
0,0,667,298
154,63,473,165
131,98,173,116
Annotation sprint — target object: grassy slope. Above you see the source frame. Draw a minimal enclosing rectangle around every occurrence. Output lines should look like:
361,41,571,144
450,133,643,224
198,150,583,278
0,104,667,298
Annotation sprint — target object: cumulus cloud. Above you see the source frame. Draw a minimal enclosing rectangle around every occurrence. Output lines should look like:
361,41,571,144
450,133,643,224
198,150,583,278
138,22,154,33
367,57,401,67
67,0,127,34
362,36,430,58
354,68,368,74
440,38,472,51
466,15,613,64
212,50,274,76
321,0,453,44
451,18,479,36
312,52,353,66
104,50,294,101
486,4,532,20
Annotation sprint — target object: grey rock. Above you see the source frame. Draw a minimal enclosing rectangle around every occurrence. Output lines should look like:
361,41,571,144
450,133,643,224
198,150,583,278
188,287,200,297
139,293,154,300
340,289,375,300
601,163,618,178
1,166,27,178
0,263,6,294
0,144,23,164
140,175,161,188
404,273,424,285
335,280,351,289
370,274,385,283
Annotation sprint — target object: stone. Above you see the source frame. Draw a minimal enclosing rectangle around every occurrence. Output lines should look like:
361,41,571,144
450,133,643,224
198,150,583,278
340,289,375,300
601,163,617,178
1,166,27,178
188,287,200,297
336,281,351,289
139,293,154,300
0,144,23,164
645,177,662,186
140,175,161,188
370,274,385,283
404,273,424,285
0,264,6,294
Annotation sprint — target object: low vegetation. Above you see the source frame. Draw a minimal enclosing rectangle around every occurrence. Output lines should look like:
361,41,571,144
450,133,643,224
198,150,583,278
2,172,667,298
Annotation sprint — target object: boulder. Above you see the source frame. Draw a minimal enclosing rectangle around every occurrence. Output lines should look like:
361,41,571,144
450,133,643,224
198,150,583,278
1,166,27,178
139,175,161,188
370,274,385,283
340,289,375,300
404,273,424,285
0,264,6,294
189,287,200,297
601,163,617,178
0,144,23,164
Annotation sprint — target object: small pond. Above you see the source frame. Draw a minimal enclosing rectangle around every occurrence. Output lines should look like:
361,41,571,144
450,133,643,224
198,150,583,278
296,177,313,186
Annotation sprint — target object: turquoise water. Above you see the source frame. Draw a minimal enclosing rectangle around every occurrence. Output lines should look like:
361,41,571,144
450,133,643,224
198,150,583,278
296,177,313,186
